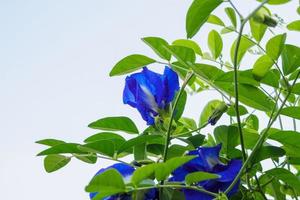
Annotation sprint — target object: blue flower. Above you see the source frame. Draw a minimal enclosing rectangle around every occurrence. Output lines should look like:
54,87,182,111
89,163,158,200
123,66,179,125
170,144,242,200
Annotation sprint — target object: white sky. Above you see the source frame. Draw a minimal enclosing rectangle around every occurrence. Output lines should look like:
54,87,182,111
0,0,299,199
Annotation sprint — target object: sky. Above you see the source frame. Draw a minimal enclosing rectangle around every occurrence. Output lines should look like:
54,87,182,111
0,0,299,199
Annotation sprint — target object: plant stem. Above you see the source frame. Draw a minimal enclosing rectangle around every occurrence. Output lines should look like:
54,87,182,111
232,18,248,163
129,184,218,197
228,0,244,19
162,72,194,162
255,175,268,200
225,71,300,194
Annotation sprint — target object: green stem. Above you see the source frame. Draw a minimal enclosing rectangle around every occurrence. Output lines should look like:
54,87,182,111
232,18,248,163
129,184,218,197
227,0,243,19
162,72,194,163
225,71,300,194
255,175,268,200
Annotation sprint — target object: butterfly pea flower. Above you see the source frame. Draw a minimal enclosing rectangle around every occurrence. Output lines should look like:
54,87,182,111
123,66,179,125
89,163,157,200
170,144,242,200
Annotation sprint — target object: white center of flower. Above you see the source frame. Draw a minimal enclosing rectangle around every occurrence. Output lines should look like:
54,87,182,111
140,85,159,112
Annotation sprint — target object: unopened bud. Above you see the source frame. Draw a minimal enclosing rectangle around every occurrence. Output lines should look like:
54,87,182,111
208,102,228,125
252,7,277,27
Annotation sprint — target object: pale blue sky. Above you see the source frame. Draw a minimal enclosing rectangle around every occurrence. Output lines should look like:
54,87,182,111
0,0,299,199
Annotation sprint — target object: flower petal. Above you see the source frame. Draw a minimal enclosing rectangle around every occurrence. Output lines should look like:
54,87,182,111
216,159,242,182
197,144,222,170
162,67,179,105
123,76,137,107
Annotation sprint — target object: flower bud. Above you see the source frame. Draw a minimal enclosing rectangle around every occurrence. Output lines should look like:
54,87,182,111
252,7,277,27
208,102,228,125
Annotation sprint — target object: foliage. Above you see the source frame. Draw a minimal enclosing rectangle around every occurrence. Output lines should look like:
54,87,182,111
36,0,300,200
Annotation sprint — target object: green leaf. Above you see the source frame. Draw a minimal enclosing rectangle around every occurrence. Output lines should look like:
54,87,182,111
142,37,171,60
172,39,202,56
109,54,156,76
225,7,237,28
186,134,205,148
85,169,125,196
166,145,189,160
227,104,248,116
215,70,260,86
117,135,163,154
214,82,274,111
36,139,65,147
84,132,125,143
186,0,223,38
252,55,274,80
252,146,285,163
174,90,187,121
297,7,300,15
265,168,300,193
243,128,259,149
199,100,223,126
230,36,255,65
261,69,280,88
250,18,267,42
208,30,223,59
257,0,290,4
165,45,196,66
281,44,300,75
131,163,157,186
88,116,139,134
191,63,225,81
155,156,195,181
79,140,116,157
259,174,286,200
221,26,235,34
37,143,85,156
44,155,71,173
133,143,147,161
207,14,225,26
214,125,239,155
185,171,219,185
266,33,286,60
280,106,300,119
287,20,300,32
74,154,97,164
245,114,259,130
179,117,197,130
268,129,300,157
291,83,300,95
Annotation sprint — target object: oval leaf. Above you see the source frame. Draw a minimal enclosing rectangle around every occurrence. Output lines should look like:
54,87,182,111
142,37,171,60
266,33,286,60
88,116,139,134
172,39,202,56
185,171,219,185
44,155,71,173
208,30,223,59
186,0,223,38
109,54,155,76
252,55,274,80
287,20,300,32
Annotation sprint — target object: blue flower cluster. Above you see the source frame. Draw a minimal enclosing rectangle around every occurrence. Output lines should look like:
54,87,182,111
89,67,242,200
123,67,179,125
170,144,242,200
90,145,241,200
